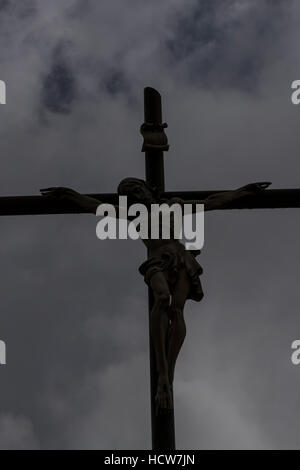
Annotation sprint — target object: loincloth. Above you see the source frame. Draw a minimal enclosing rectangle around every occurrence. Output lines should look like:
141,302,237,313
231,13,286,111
139,243,204,302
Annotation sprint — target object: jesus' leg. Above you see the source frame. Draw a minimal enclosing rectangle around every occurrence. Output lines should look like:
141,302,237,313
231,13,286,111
167,268,190,385
149,272,172,411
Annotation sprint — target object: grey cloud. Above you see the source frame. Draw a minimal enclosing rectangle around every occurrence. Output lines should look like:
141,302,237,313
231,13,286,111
0,413,39,449
0,0,299,450
166,0,290,91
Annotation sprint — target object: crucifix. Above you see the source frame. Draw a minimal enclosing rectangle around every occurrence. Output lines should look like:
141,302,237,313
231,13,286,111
1,87,300,450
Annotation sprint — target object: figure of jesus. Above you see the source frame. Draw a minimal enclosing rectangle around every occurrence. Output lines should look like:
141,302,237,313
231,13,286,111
41,180,270,411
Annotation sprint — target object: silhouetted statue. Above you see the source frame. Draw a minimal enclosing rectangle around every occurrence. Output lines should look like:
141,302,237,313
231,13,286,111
41,180,270,411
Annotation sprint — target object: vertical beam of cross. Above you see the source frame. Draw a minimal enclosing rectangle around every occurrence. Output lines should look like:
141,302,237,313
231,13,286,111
143,87,176,450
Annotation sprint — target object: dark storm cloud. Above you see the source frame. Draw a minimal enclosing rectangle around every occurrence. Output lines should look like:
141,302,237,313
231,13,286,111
103,68,130,96
0,0,300,450
166,0,289,91
0,0,37,18
0,0,9,12
43,53,76,114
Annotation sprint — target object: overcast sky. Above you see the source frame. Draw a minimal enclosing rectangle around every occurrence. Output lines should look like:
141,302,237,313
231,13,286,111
0,0,300,450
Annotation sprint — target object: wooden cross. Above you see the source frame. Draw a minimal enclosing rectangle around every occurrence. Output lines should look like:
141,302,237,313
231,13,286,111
1,87,300,450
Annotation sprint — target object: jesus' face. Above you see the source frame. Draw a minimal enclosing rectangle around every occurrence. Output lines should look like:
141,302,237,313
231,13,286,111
118,179,155,205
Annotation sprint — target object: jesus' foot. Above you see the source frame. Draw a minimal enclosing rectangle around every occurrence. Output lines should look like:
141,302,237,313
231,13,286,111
155,375,173,414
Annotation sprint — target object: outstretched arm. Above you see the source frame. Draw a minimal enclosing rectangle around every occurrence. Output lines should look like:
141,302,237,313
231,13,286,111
170,182,271,212
203,182,272,211
40,187,101,214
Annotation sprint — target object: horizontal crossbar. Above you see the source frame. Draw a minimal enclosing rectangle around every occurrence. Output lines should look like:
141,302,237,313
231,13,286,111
0,189,299,216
